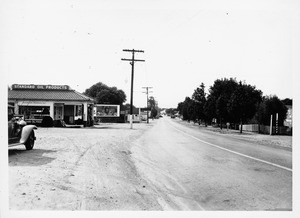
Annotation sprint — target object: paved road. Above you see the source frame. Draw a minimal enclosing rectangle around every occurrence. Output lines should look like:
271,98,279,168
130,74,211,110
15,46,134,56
131,117,292,210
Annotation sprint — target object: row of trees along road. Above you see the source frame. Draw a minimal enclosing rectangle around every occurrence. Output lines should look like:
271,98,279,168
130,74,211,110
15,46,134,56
177,78,289,133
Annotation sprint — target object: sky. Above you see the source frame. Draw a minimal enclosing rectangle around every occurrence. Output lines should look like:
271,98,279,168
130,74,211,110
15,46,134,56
1,0,300,108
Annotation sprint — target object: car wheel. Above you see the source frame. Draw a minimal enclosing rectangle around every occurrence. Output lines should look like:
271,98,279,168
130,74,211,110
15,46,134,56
25,131,35,150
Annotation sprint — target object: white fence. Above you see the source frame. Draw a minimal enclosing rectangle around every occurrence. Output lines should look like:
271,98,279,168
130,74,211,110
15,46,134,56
240,124,291,135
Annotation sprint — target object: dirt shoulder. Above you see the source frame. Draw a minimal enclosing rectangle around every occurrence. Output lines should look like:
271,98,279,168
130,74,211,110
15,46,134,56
9,122,162,210
173,118,292,150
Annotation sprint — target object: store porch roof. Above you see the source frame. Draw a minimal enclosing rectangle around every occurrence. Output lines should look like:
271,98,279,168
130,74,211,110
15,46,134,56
8,89,95,102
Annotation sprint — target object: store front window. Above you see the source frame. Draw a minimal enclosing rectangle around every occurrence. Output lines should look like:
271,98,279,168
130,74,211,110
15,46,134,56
19,106,50,123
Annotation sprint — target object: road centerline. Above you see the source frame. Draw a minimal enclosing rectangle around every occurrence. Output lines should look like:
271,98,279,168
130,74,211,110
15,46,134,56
169,122,292,172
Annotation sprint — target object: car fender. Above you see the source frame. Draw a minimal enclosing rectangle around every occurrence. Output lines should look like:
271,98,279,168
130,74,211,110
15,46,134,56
20,125,37,144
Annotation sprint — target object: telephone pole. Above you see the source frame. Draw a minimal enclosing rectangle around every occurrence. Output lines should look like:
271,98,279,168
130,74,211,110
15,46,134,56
142,86,153,123
121,49,145,129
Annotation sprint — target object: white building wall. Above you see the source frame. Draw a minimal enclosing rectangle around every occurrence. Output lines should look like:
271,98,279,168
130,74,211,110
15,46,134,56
49,104,54,118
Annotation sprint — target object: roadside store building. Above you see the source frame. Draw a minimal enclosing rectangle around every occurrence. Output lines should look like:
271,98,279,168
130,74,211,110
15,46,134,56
8,84,95,126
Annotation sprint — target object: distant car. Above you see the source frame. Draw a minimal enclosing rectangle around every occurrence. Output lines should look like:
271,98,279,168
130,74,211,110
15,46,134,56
8,105,37,150
170,115,176,118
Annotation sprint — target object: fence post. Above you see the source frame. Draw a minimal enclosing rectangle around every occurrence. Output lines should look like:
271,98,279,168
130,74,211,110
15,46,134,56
270,114,273,135
276,113,279,135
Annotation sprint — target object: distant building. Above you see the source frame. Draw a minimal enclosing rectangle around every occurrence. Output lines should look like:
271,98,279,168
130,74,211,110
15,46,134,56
8,84,95,126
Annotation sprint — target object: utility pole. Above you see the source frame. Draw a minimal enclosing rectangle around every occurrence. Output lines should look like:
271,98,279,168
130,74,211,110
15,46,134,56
121,49,145,129
142,86,153,123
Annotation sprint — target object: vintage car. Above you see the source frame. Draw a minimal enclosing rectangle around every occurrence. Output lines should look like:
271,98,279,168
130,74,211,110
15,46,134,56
8,105,37,150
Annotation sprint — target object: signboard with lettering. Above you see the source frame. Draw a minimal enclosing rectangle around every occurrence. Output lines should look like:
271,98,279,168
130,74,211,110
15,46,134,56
94,104,120,117
12,84,70,90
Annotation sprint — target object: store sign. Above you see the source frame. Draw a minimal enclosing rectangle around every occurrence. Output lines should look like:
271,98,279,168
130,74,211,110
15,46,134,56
12,84,70,90
18,101,48,105
94,104,120,117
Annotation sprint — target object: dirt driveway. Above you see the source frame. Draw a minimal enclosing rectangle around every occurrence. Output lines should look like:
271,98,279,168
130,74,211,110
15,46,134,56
9,122,162,210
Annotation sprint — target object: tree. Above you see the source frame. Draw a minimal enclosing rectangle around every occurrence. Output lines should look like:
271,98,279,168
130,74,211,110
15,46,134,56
177,102,184,116
255,95,288,126
207,78,239,128
188,100,197,122
84,82,126,104
192,83,206,103
281,98,292,106
122,103,139,114
148,96,156,108
227,81,262,133
148,96,158,118
216,94,228,129
177,97,194,121
192,83,207,124
151,107,158,118
203,96,215,125
177,83,208,124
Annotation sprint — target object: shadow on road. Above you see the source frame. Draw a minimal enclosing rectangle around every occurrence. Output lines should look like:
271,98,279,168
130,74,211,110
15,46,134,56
8,148,57,166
